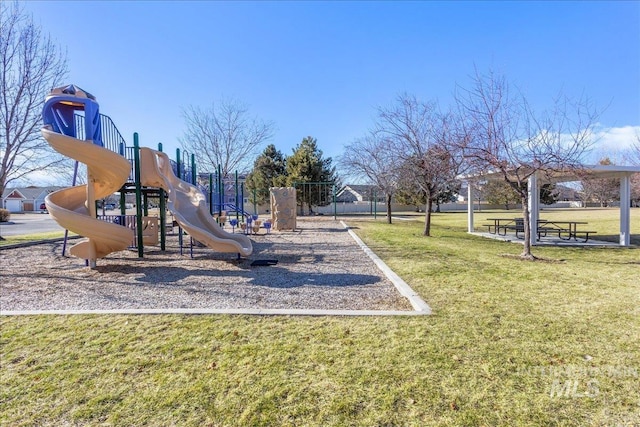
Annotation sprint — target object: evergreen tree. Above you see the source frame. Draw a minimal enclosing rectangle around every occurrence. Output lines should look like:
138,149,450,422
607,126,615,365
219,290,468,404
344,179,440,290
484,181,557,209
245,144,287,205
539,183,558,205
286,137,337,214
484,180,521,210
395,187,427,212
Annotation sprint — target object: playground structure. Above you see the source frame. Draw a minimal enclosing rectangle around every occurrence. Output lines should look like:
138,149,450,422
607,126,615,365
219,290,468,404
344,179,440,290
42,127,133,261
41,84,257,266
140,148,252,256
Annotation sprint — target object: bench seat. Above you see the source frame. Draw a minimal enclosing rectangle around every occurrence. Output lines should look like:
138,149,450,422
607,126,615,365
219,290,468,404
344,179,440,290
565,230,598,242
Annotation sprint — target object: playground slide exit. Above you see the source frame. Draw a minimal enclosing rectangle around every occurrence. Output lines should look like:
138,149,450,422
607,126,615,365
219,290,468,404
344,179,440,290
42,127,134,259
140,148,253,257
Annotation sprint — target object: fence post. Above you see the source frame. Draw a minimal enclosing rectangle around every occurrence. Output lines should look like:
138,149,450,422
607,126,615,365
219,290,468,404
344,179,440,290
374,189,377,220
333,184,337,220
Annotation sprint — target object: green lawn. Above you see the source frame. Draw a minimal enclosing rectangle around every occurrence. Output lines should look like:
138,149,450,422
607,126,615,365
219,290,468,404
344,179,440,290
0,231,71,247
1,209,639,426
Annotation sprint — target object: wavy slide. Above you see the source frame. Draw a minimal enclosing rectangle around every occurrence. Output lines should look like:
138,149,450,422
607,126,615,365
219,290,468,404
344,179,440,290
140,148,253,257
42,127,134,260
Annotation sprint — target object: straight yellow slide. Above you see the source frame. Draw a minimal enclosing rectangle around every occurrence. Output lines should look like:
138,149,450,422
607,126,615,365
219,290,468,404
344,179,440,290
140,148,253,257
42,127,134,260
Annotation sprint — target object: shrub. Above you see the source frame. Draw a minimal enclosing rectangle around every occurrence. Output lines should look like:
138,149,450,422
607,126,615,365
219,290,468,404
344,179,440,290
0,208,10,222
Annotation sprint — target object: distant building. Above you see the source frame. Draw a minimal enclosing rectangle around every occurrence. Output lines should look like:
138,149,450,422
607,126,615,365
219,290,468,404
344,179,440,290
1,186,63,212
553,184,581,202
336,185,383,203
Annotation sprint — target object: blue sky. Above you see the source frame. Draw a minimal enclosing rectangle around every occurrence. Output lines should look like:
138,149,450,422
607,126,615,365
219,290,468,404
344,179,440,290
24,1,640,173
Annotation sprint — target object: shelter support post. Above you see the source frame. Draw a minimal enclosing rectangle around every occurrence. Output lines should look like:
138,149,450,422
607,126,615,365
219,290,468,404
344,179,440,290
467,181,474,233
620,174,631,246
528,174,539,243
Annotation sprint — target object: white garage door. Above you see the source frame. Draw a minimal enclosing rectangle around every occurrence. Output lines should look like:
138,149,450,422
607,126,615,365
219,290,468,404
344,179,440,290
6,199,22,212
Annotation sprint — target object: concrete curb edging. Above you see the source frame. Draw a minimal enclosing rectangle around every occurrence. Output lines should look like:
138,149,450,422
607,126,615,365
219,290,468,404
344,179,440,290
341,221,432,314
0,308,427,316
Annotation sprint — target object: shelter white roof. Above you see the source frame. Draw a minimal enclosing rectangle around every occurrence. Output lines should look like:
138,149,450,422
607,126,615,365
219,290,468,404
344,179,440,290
461,164,640,183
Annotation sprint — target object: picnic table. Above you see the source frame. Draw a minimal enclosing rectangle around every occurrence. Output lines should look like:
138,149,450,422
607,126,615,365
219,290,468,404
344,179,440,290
484,218,597,242
485,218,522,236
537,220,596,242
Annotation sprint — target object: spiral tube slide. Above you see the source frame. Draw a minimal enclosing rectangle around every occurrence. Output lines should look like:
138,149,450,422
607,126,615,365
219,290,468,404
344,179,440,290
42,127,134,260
140,147,253,257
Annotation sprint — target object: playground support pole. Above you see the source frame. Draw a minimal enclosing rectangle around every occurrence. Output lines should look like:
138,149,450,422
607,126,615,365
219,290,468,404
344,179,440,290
86,160,97,268
62,160,80,256
134,133,144,257
241,183,245,215
119,192,126,215
191,153,196,185
209,174,213,216
235,171,239,222
176,148,181,180
158,143,166,251
218,164,223,217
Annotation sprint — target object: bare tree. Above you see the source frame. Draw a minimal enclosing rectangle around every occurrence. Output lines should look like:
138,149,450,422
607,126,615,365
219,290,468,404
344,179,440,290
0,1,68,199
629,134,640,207
632,132,640,166
339,133,399,224
631,174,640,207
179,98,275,178
580,158,620,207
375,94,465,236
456,69,598,259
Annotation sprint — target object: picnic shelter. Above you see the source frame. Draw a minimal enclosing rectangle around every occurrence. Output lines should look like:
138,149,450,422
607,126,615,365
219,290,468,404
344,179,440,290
464,164,640,246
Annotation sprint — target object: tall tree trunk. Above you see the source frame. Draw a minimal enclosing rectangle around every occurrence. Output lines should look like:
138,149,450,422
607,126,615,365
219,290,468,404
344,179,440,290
386,193,392,224
423,198,433,236
520,194,535,259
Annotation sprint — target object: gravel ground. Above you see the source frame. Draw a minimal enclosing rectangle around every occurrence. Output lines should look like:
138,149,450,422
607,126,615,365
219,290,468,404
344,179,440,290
0,218,413,311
